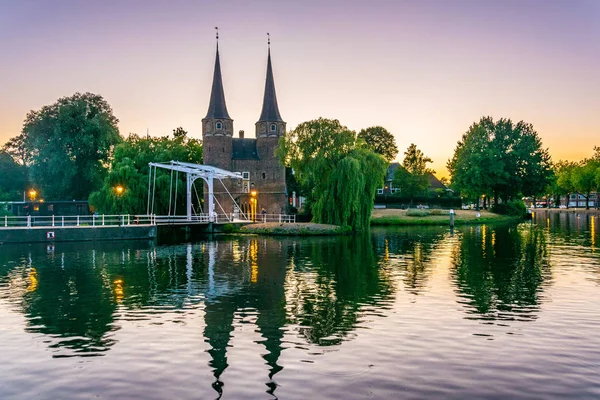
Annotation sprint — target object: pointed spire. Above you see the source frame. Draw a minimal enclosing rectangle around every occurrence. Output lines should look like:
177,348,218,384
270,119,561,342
205,27,231,120
258,33,283,123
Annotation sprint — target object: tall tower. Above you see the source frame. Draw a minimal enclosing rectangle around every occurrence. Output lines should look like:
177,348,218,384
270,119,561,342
254,35,288,214
202,33,233,170
255,34,286,138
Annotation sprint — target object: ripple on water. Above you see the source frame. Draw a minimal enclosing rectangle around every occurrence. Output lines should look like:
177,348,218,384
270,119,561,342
0,226,599,399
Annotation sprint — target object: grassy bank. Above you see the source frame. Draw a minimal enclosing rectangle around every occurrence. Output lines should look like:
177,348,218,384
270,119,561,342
239,222,350,236
370,209,520,226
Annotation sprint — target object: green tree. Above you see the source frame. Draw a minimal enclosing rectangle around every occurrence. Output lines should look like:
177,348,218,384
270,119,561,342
2,133,30,166
172,126,188,140
0,151,28,201
278,118,386,231
448,116,552,208
20,92,122,200
393,143,434,203
555,161,577,209
89,132,203,215
571,159,599,210
447,117,498,209
357,126,398,163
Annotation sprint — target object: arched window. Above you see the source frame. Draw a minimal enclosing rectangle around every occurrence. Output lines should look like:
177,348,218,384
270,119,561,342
216,121,223,130
270,124,276,132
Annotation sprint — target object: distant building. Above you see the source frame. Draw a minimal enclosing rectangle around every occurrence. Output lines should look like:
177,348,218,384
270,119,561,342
377,162,447,195
565,193,597,208
4,201,89,216
202,42,287,216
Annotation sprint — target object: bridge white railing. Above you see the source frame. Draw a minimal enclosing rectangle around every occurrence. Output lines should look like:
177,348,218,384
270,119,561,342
1,213,296,228
0,214,155,228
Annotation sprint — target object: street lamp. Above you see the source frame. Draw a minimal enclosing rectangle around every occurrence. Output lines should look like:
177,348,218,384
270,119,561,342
28,189,37,201
114,185,125,218
250,190,258,222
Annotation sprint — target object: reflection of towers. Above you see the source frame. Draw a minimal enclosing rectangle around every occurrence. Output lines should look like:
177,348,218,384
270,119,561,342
203,296,236,397
201,237,288,398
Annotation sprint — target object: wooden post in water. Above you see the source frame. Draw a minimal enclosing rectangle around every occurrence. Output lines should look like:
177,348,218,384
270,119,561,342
449,209,455,228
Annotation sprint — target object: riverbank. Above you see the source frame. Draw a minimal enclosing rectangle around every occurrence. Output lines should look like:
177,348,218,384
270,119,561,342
240,222,348,236
0,225,156,244
370,209,519,226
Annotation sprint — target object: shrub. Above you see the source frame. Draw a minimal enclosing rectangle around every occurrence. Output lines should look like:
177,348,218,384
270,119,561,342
492,200,526,217
429,209,442,215
221,223,239,233
406,209,430,217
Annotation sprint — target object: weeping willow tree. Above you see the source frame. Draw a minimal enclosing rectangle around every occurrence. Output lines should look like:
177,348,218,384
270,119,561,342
278,118,386,231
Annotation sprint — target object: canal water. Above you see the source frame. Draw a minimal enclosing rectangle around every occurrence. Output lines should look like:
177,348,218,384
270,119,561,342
1,212,599,399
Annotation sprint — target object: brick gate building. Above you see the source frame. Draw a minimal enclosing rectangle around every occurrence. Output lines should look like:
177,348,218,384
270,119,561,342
202,41,287,217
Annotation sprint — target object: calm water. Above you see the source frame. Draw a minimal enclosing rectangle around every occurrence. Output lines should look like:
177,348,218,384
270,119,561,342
1,212,599,399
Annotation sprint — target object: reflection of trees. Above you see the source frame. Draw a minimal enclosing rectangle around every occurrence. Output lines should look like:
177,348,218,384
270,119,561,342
452,224,551,321
0,241,158,357
285,235,394,346
0,235,397,398
372,227,446,295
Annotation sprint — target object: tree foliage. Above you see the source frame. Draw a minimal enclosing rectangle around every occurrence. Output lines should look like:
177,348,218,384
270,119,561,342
2,134,30,166
393,143,434,200
89,129,202,215
447,116,553,204
357,126,398,163
0,151,28,201
278,118,386,231
571,158,599,210
19,92,122,200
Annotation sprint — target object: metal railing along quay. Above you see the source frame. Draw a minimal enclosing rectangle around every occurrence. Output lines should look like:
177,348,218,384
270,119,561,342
1,213,296,229
1,214,155,228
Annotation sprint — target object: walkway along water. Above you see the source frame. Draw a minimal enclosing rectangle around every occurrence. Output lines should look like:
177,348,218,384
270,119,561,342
0,213,295,244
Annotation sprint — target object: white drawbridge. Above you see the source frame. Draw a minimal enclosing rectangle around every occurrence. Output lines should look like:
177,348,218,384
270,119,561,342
147,161,243,222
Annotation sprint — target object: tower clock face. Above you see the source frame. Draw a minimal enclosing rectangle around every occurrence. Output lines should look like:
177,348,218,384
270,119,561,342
259,124,266,134
205,121,212,131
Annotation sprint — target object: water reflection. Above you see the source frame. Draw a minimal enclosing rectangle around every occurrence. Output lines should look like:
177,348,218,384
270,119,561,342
201,238,289,397
3,220,600,398
451,225,551,321
372,227,447,295
285,236,394,346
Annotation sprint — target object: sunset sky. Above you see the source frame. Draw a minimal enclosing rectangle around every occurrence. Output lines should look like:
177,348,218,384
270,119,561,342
1,0,598,176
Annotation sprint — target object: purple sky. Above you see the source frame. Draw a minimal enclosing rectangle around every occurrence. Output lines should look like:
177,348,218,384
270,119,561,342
1,0,598,175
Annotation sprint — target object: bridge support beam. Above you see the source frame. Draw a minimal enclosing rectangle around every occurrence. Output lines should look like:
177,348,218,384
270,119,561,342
207,171,215,222
186,174,192,221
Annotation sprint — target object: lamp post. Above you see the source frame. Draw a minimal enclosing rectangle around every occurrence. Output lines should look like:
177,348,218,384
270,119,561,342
250,190,258,222
114,185,125,222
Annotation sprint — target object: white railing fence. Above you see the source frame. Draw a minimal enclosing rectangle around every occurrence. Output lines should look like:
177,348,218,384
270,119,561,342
1,214,156,228
1,213,296,228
